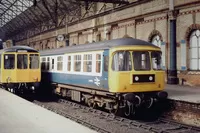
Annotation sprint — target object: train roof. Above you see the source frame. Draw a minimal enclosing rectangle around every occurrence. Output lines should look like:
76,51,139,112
40,38,159,56
0,46,38,54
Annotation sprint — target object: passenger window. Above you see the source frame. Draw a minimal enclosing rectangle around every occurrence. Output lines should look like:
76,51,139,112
96,54,101,73
83,54,92,72
133,51,150,70
67,56,71,71
112,51,132,71
4,54,15,69
41,57,46,70
30,54,39,69
74,55,81,72
57,56,63,71
104,56,109,72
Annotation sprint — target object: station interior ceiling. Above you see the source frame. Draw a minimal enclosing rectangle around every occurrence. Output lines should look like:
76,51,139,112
0,0,130,40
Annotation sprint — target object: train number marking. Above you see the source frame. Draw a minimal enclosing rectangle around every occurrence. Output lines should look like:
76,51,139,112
94,77,100,86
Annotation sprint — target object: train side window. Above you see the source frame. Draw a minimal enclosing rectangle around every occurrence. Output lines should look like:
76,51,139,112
57,56,63,71
112,51,132,71
96,54,101,73
4,54,15,69
46,57,50,70
67,56,71,71
30,54,39,69
83,54,92,72
74,55,81,72
104,56,109,72
41,57,46,70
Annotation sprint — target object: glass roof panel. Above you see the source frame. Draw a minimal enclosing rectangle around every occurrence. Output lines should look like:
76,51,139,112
0,0,33,27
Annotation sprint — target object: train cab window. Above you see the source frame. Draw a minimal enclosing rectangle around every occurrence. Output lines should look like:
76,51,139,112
104,56,109,72
74,55,81,72
4,54,15,69
151,51,162,70
57,56,63,71
133,51,150,71
96,54,101,73
30,54,39,69
17,54,28,69
83,54,92,72
46,57,50,70
67,56,71,71
41,57,46,70
112,51,132,71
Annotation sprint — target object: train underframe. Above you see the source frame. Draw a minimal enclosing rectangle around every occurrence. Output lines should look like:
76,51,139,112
3,82,40,94
53,83,168,117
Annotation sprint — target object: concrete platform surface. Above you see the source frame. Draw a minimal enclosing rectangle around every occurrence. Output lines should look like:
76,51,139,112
0,89,96,133
165,84,200,104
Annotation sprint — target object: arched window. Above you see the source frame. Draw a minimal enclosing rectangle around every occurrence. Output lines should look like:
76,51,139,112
189,30,200,70
151,35,161,47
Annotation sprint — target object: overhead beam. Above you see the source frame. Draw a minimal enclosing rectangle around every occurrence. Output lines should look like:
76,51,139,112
76,0,129,4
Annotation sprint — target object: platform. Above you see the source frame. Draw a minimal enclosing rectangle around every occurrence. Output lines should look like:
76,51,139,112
0,89,96,133
165,84,200,104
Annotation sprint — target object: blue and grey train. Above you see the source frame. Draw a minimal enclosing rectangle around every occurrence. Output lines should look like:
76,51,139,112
40,38,167,116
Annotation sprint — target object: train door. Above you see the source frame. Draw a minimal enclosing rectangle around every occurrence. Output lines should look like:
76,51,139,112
101,50,109,89
16,53,29,82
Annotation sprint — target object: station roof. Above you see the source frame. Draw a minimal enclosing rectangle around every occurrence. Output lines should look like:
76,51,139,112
0,0,129,40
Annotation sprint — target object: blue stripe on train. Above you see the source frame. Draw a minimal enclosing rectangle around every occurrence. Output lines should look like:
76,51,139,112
42,72,109,90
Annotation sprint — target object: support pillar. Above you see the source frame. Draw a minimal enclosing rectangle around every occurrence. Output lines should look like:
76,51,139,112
167,10,179,84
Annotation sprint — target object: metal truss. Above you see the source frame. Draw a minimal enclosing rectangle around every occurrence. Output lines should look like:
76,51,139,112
0,0,129,41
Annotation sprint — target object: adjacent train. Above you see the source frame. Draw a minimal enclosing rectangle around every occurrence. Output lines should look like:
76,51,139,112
0,46,41,93
40,38,168,116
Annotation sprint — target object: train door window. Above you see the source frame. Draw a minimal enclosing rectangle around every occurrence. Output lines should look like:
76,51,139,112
151,51,162,70
74,55,81,72
104,56,109,72
83,54,92,72
52,58,54,70
112,51,132,71
57,56,63,71
4,54,15,69
96,54,101,73
46,57,50,70
17,54,28,69
133,51,150,70
30,54,39,69
41,57,46,70
67,56,71,71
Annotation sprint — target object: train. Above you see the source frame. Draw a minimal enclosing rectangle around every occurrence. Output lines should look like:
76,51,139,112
0,46,41,93
40,38,168,116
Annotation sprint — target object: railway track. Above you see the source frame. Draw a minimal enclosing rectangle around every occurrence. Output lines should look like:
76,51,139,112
34,99,200,133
